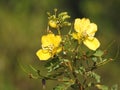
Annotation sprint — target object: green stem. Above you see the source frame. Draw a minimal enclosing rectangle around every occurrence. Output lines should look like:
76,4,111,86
57,27,61,35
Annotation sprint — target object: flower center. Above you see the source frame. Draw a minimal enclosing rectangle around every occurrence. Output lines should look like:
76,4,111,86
80,30,89,40
42,44,54,52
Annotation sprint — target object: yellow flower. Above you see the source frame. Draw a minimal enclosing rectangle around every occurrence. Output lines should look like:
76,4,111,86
36,34,62,60
73,18,100,50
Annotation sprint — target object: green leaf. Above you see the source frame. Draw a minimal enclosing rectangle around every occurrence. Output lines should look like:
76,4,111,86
93,50,104,57
44,57,61,72
87,82,92,87
96,84,108,90
96,58,111,67
89,72,101,83
53,84,66,90
78,66,86,75
71,83,80,90
92,57,98,62
111,84,118,90
29,65,37,72
47,72,63,78
53,81,73,90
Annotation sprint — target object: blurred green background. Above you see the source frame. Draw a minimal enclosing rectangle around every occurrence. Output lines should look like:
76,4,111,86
0,0,120,90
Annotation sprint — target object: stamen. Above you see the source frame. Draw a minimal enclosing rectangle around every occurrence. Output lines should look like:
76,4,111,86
42,44,54,52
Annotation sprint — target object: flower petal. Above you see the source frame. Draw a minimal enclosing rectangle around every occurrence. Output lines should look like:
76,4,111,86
41,34,53,47
74,18,90,33
83,37,100,51
41,34,61,48
36,49,51,60
72,33,79,39
56,47,62,53
86,23,97,37
53,35,62,47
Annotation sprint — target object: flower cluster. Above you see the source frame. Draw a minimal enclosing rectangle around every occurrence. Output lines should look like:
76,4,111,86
36,16,100,61
33,9,116,90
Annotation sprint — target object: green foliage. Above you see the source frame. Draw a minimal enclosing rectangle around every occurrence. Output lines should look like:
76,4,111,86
111,84,118,90
93,50,104,57
96,84,108,90
53,80,74,90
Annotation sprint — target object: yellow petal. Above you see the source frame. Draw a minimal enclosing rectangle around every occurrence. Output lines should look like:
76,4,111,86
83,37,100,51
74,18,90,33
72,33,78,39
86,23,97,37
50,47,62,57
87,36,94,40
42,34,61,48
72,33,82,40
41,34,53,47
56,47,62,53
74,18,81,33
53,35,62,47
36,49,51,60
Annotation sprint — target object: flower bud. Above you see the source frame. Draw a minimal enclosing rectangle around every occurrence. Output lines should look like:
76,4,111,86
49,20,57,28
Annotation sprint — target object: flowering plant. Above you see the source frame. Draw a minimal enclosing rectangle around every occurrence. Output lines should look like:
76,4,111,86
30,9,117,90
